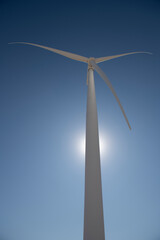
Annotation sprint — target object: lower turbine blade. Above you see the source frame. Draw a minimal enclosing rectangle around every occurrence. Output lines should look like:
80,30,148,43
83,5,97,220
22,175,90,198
90,60,131,130
8,42,88,63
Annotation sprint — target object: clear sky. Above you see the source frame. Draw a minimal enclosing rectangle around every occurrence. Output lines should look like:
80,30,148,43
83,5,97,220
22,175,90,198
1,1,160,240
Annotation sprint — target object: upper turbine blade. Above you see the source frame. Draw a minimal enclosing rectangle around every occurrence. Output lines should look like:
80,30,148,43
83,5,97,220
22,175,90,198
90,60,131,130
8,42,88,63
96,51,152,63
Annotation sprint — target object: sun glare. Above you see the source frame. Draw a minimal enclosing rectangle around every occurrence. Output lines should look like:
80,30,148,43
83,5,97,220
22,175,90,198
75,131,110,162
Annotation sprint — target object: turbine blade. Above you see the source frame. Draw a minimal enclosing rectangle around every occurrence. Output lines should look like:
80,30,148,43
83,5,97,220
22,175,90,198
90,60,131,130
96,51,152,63
8,42,88,63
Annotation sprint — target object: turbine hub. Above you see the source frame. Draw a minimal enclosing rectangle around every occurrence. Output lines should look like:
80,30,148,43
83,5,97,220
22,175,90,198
88,57,95,70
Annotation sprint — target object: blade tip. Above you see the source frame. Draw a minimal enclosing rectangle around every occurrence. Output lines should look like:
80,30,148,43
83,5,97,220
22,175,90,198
8,42,21,45
8,42,27,45
145,51,153,55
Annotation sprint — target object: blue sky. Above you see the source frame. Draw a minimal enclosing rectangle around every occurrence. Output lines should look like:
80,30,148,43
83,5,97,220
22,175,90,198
1,1,160,240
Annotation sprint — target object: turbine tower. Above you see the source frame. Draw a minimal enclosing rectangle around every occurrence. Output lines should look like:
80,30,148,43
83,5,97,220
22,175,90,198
9,42,151,240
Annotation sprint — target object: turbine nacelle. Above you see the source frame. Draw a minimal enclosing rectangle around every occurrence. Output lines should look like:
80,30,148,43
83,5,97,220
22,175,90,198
9,41,152,130
88,57,96,69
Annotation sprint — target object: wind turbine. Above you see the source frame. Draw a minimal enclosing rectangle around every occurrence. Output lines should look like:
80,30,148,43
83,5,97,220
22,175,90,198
9,42,151,240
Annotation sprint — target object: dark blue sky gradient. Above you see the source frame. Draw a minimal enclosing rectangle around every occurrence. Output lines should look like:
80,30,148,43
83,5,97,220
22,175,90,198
1,1,160,240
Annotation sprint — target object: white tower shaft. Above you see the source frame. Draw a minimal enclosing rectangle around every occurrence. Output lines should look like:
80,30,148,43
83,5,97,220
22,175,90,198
84,68,105,240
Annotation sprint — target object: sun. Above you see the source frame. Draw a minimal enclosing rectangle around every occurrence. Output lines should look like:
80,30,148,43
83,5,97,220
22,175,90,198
75,131,110,162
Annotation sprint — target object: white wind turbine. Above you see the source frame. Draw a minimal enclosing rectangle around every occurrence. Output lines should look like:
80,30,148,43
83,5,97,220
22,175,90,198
9,42,151,240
